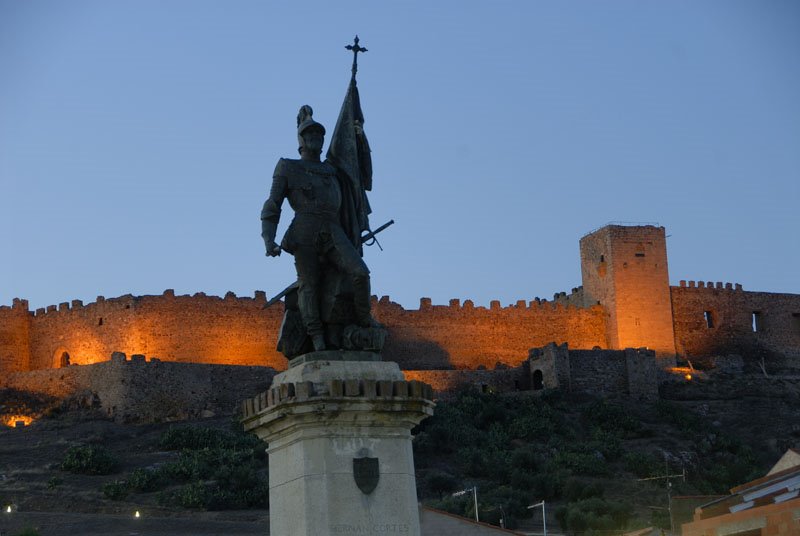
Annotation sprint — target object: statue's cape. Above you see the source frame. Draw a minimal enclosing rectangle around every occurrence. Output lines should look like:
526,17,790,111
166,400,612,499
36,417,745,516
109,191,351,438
326,76,373,254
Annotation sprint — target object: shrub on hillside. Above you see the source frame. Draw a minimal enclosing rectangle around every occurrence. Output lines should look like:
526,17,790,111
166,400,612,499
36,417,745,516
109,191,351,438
588,427,623,460
555,498,633,535
157,478,269,510
622,450,663,479
12,528,41,536
159,425,265,458
422,470,460,498
102,479,129,500
127,467,167,492
530,470,566,500
61,445,119,475
553,450,610,476
581,399,642,436
563,478,604,502
655,401,702,432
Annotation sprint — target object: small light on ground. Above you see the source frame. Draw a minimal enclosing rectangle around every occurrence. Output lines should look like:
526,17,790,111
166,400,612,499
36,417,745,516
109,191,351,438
5,505,11,513
685,373,692,381
134,510,141,518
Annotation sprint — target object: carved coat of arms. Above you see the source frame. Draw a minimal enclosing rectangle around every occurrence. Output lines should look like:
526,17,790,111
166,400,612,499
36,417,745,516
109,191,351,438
353,456,379,494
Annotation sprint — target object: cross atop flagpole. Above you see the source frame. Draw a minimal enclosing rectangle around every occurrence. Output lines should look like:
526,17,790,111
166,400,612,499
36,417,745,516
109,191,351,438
345,35,367,80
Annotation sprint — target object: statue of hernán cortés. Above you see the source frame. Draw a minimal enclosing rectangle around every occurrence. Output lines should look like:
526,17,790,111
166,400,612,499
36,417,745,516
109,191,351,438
261,37,388,359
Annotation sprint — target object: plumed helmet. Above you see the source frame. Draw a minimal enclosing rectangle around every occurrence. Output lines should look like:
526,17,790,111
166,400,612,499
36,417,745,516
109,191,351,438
296,105,326,136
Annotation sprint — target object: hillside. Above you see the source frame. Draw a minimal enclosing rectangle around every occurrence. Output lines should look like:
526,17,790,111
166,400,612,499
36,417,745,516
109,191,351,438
1,372,799,535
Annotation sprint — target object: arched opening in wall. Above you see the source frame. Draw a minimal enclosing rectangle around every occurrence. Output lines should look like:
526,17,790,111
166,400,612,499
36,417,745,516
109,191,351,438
52,347,71,368
533,370,544,391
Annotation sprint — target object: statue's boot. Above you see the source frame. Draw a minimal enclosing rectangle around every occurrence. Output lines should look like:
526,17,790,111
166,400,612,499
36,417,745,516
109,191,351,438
311,334,326,352
298,282,326,351
353,274,384,329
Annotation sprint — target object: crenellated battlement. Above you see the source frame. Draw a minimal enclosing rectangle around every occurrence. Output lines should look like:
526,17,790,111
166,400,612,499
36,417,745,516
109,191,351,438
28,289,272,319
676,280,743,291
414,294,595,313
0,298,30,313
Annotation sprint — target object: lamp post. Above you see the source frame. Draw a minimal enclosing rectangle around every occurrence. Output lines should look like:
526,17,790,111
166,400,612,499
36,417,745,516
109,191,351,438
527,500,546,536
452,486,479,522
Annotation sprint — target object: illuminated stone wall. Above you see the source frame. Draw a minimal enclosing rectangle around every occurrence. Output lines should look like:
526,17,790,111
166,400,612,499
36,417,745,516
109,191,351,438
376,296,608,369
25,290,287,371
0,292,608,376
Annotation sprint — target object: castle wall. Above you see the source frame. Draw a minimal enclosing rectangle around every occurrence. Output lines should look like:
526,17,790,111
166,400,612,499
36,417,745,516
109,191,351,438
0,355,275,423
8,292,608,374
527,343,658,399
8,224,797,376
0,299,32,375
376,296,608,369
568,349,629,395
671,281,800,362
26,290,288,371
402,368,527,394
528,343,571,391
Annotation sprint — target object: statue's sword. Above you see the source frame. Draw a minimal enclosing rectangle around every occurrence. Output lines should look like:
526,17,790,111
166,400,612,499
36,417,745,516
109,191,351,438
263,219,395,309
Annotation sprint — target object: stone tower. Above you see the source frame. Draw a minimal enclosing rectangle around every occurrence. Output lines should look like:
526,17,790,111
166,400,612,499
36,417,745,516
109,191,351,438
580,225,676,357
0,298,31,375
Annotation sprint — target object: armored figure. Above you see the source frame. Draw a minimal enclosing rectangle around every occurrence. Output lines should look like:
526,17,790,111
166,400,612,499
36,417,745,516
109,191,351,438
262,106,383,355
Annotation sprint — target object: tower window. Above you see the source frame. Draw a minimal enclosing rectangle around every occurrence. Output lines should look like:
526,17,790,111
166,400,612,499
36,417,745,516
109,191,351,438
599,255,605,262
635,252,645,257
752,312,763,332
704,311,715,329
98,318,103,326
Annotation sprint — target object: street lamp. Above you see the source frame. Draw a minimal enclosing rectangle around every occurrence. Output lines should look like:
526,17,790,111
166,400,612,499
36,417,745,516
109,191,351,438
452,486,479,522
527,500,546,536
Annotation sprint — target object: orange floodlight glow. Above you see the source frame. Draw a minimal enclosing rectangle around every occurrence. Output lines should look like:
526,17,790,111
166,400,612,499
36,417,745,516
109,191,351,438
3,415,34,427
685,373,692,381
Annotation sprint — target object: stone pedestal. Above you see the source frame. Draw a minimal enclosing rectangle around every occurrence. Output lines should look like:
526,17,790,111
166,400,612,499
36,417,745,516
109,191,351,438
241,354,435,536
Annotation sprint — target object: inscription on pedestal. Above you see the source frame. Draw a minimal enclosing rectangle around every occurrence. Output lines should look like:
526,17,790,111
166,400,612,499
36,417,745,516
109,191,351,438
331,523,411,533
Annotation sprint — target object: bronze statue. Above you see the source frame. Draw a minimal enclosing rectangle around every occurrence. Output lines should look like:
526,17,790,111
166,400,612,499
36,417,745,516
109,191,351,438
262,37,388,358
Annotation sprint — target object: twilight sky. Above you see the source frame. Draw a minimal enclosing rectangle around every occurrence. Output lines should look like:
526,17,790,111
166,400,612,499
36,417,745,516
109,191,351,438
1,1,798,311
